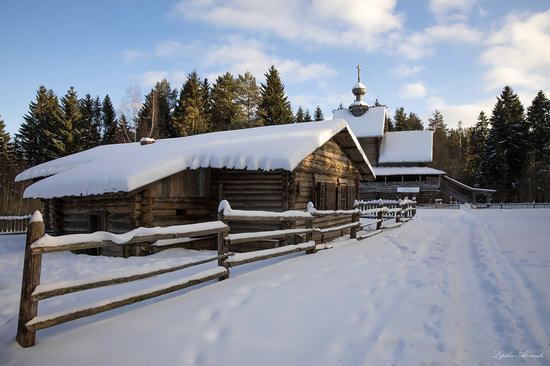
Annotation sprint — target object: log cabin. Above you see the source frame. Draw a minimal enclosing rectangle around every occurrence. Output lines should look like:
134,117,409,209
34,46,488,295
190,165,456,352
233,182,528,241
16,120,375,256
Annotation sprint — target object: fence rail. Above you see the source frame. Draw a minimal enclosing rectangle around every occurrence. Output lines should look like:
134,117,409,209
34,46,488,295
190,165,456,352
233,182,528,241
0,215,32,235
416,203,461,209
472,202,550,209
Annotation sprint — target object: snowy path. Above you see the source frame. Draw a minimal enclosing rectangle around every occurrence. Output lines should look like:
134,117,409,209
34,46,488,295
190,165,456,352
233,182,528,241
1,208,549,366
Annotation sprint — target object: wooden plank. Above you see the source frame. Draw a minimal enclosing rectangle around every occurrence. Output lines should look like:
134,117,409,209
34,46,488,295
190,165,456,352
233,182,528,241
31,254,232,301
26,267,228,332
226,228,316,245
318,221,360,234
32,226,230,254
225,242,316,267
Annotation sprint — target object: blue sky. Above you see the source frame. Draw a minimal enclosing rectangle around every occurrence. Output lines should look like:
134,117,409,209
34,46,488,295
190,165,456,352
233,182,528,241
1,0,549,135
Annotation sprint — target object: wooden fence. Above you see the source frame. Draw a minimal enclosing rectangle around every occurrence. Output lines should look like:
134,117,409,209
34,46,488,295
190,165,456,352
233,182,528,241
354,199,417,231
0,215,32,235
17,200,415,347
416,203,461,209
16,212,230,348
472,202,550,209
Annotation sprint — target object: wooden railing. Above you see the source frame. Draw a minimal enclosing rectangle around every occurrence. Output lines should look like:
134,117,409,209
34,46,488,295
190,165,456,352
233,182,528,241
416,203,461,209
218,200,360,268
354,199,417,232
471,202,550,209
16,212,230,348
0,215,32,235
17,200,410,347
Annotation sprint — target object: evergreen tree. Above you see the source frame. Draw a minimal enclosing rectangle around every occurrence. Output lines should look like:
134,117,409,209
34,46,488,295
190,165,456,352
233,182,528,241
304,109,312,122
16,86,65,164
202,78,212,126
386,114,394,132
236,71,260,127
481,86,527,200
295,106,305,123
114,114,133,143
172,71,210,136
314,106,324,121
393,107,407,131
211,72,245,131
428,110,449,172
101,95,117,144
137,80,177,139
406,112,424,130
0,116,11,163
527,91,550,160
466,111,489,185
79,94,102,149
60,87,81,153
258,66,293,125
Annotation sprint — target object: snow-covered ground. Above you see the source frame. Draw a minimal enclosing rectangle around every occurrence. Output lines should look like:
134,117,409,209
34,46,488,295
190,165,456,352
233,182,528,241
1,207,549,366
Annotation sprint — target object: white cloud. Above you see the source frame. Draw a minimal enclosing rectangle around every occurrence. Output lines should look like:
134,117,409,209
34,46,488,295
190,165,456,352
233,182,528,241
400,82,427,99
398,23,482,59
155,40,198,58
429,0,476,21
172,0,403,51
424,96,494,128
481,10,550,93
394,64,425,77
120,49,148,62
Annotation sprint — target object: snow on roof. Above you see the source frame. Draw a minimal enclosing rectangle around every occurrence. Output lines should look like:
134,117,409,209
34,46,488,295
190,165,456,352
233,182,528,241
378,131,433,164
373,166,445,176
332,106,386,138
17,120,373,199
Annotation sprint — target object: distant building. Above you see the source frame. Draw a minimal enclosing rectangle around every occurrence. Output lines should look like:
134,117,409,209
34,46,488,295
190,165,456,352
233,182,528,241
332,67,494,203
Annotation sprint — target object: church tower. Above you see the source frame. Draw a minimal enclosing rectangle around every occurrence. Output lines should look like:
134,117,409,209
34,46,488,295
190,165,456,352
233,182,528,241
350,65,369,117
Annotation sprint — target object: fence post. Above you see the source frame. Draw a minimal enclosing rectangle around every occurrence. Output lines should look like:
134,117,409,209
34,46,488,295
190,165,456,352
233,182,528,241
376,202,383,230
16,211,45,347
217,208,229,281
350,212,359,239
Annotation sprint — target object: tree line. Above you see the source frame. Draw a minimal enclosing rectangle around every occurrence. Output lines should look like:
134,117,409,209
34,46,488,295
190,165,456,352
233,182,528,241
1,68,549,211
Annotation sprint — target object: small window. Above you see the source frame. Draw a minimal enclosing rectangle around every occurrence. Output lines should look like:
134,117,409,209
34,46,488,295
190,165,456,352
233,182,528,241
89,213,106,232
316,182,326,209
338,186,347,210
175,209,186,216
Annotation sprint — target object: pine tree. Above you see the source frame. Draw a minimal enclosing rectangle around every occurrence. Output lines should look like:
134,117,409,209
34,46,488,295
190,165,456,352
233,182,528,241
79,94,102,149
481,86,527,200
114,114,133,143
172,71,210,136
304,109,312,122
393,107,407,131
202,78,212,127
16,86,65,165
101,95,117,144
466,111,489,185
211,72,245,131
406,112,423,130
386,114,394,131
527,91,550,160
137,80,177,139
236,71,260,127
295,106,305,123
314,106,324,121
258,66,293,125
0,116,10,162
60,87,81,153
428,110,449,172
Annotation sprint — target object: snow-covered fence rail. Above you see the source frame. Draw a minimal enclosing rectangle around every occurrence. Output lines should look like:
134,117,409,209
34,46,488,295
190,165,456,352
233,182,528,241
16,212,230,348
218,200,361,267
472,202,550,209
416,203,460,209
354,200,416,230
0,215,32,235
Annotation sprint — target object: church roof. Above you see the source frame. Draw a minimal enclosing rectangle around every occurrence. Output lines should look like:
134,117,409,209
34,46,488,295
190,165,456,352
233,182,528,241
332,106,387,138
378,131,433,163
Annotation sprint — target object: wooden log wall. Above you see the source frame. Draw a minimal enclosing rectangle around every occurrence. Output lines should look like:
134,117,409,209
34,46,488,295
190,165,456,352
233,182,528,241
358,137,380,165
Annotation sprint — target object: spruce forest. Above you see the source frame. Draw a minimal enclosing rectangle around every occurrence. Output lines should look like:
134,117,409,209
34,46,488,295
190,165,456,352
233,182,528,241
1,66,549,213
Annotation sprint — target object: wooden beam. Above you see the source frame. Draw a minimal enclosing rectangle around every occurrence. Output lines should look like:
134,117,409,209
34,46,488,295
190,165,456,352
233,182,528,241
26,268,228,332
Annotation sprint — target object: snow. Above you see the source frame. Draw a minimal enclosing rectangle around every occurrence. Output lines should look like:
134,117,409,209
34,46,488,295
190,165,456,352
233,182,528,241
16,120,372,198
378,130,434,163
32,221,228,250
226,228,314,242
332,105,387,138
29,211,43,223
1,208,550,365
352,82,367,91
373,166,446,176
219,200,312,219
0,215,32,220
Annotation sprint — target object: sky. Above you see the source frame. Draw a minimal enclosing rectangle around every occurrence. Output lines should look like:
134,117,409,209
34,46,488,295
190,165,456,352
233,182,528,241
1,0,549,135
